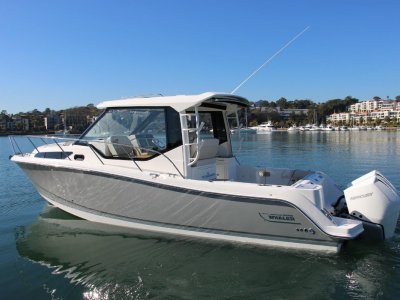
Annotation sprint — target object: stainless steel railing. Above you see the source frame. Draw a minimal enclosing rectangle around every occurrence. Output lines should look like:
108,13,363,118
9,135,184,178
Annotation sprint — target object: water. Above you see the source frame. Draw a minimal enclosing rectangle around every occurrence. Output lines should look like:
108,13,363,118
1,132,400,299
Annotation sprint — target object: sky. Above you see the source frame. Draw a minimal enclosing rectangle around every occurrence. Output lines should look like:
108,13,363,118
0,0,399,113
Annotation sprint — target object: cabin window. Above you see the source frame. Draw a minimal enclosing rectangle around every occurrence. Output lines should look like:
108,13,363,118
194,111,227,144
80,107,182,160
210,111,227,144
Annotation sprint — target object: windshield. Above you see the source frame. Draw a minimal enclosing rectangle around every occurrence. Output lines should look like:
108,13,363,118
80,107,181,160
83,108,164,139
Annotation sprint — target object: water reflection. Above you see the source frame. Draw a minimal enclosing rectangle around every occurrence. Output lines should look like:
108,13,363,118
16,205,400,299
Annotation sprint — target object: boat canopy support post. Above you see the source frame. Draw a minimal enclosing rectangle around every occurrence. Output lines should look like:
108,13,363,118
181,106,204,169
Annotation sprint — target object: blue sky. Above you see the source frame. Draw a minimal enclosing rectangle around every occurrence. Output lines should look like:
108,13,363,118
1,0,399,113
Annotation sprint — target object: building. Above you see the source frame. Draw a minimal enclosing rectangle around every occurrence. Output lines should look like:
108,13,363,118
13,115,30,131
327,112,352,124
0,113,12,131
62,108,96,133
328,99,400,124
276,107,309,118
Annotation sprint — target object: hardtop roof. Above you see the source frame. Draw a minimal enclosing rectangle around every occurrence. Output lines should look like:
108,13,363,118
97,92,249,112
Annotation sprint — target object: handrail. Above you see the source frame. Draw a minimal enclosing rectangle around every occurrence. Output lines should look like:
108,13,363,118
9,136,22,155
138,146,184,178
54,139,72,161
27,136,40,153
9,135,183,177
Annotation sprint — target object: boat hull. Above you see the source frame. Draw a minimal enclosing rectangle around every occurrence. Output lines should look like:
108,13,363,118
16,161,342,252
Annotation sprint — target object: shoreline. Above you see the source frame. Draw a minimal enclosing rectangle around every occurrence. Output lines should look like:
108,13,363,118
1,127,398,136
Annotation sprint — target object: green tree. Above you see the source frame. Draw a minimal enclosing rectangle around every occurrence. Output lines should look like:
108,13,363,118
276,97,288,109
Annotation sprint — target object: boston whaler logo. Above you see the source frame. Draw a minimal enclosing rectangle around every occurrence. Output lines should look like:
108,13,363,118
259,213,299,224
350,192,373,201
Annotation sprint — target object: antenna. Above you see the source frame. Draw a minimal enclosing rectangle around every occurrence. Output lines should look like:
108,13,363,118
231,26,310,94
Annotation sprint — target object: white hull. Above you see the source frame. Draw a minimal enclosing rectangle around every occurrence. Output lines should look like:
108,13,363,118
42,195,340,252
15,158,348,252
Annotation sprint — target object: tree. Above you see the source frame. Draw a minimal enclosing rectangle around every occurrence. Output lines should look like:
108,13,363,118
267,111,281,123
395,95,400,102
292,99,314,109
256,100,270,107
276,97,288,109
373,96,381,101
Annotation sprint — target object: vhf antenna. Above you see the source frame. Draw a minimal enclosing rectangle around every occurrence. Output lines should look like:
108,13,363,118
230,26,310,94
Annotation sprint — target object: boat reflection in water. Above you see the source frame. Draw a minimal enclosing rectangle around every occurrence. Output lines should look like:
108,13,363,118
16,205,400,299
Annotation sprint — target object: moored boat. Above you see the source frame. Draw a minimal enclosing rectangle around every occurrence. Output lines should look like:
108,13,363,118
287,124,299,132
9,92,400,253
252,121,277,133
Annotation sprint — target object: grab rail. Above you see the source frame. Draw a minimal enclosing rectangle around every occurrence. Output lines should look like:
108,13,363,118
9,135,184,178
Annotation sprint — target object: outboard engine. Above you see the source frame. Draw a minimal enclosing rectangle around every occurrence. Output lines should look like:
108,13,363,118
344,171,400,240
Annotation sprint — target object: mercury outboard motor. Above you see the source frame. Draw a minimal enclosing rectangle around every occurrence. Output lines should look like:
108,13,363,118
344,171,400,240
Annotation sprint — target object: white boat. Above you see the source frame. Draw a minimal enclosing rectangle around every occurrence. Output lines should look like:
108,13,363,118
309,124,321,131
323,124,334,131
309,111,320,131
252,121,276,133
340,125,349,131
10,92,400,253
299,124,312,131
287,125,299,132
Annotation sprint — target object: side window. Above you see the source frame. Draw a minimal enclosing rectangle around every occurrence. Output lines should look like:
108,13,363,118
196,111,227,144
166,107,183,148
198,113,214,139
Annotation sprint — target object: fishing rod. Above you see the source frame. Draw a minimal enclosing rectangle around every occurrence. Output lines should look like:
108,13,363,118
230,26,310,94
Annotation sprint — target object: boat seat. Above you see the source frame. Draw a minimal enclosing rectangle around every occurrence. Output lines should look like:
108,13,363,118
198,138,219,160
191,138,219,161
106,135,135,158
128,133,158,158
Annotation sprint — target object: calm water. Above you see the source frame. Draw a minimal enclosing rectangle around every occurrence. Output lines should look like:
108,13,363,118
1,132,400,299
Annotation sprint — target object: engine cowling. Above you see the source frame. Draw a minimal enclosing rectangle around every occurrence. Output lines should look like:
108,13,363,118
344,171,400,239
